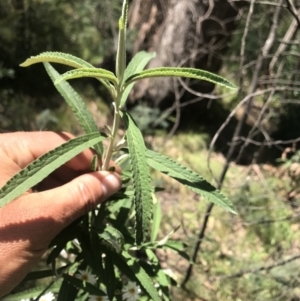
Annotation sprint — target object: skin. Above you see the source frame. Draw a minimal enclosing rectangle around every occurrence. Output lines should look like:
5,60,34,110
0,131,122,297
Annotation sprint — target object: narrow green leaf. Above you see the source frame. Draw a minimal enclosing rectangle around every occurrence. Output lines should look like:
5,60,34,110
161,241,191,262
124,51,156,82
104,252,116,301
57,278,79,301
63,274,106,296
23,265,69,281
151,194,162,243
48,221,81,248
47,238,69,267
44,62,103,156
157,226,180,247
99,225,124,253
116,0,129,85
90,230,105,279
90,154,99,171
121,0,129,30
0,133,104,208
76,227,97,269
120,51,156,107
122,251,161,301
124,67,237,89
162,240,187,251
20,51,94,68
145,249,170,300
116,18,126,84
21,51,113,94
1,282,61,301
55,68,118,85
146,149,237,214
122,112,153,244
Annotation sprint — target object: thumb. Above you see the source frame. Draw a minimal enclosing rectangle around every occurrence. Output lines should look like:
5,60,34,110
0,171,121,297
0,171,122,244
40,171,122,226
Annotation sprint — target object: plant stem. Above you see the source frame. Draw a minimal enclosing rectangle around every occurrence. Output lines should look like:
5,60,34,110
102,88,121,170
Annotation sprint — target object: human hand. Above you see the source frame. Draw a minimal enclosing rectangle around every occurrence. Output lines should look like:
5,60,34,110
0,131,122,297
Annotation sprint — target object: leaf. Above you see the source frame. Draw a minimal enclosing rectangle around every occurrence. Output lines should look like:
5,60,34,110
44,62,103,156
57,277,79,301
151,194,162,243
122,112,153,244
122,251,161,301
162,240,187,251
120,51,156,107
21,51,113,93
76,226,97,269
47,238,69,268
90,230,104,279
20,51,94,68
124,67,237,89
145,249,170,300
55,68,118,85
116,17,126,84
146,149,237,214
23,265,69,281
1,282,61,301
121,0,129,31
99,225,124,253
124,51,156,82
63,274,106,296
161,241,191,263
0,133,104,208
157,226,180,247
103,252,116,301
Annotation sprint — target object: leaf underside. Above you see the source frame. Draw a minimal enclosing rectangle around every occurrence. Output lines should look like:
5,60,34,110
55,68,118,85
20,51,113,91
44,63,103,156
122,112,153,244
121,51,156,107
125,67,237,89
0,133,103,208
146,149,237,214
20,51,94,69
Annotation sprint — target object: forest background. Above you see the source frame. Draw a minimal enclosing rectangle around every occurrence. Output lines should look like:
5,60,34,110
1,0,300,300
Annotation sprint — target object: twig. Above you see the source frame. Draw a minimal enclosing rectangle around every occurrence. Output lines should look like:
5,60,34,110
233,135,300,146
182,0,285,287
164,78,183,141
223,254,300,279
269,13,300,73
181,203,214,287
182,0,255,287
242,213,300,225
284,0,300,28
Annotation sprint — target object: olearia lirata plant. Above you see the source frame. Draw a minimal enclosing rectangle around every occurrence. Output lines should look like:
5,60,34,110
0,0,237,300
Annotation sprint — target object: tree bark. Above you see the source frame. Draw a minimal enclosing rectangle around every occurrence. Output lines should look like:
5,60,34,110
128,0,246,107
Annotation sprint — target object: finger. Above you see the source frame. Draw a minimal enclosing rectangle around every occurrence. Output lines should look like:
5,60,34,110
0,171,122,246
0,171,121,296
36,160,121,191
0,131,95,170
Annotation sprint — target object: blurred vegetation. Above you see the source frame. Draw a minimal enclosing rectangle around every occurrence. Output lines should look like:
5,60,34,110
0,0,121,131
2,0,300,300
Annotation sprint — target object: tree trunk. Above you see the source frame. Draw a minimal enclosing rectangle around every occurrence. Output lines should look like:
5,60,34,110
128,0,246,107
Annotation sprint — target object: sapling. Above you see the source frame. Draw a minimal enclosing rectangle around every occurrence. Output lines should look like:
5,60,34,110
0,0,237,300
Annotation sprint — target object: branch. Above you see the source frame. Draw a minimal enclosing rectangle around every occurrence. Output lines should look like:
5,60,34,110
223,254,300,279
269,11,300,73
233,135,300,146
284,0,300,28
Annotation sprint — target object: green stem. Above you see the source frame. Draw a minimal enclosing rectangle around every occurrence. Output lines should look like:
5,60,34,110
102,89,121,170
